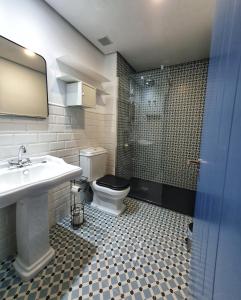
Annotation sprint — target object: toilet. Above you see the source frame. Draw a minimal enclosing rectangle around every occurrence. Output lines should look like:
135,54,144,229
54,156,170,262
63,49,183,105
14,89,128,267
80,147,130,216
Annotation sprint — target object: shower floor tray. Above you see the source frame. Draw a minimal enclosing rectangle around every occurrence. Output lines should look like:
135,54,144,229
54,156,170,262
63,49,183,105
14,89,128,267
129,177,196,216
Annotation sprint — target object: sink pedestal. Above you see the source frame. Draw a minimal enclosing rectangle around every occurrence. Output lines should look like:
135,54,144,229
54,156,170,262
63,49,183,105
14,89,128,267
0,155,81,281
13,192,55,281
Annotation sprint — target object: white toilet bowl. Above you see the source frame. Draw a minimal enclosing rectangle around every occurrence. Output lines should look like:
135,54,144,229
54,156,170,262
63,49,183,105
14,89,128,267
91,180,130,216
79,147,130,216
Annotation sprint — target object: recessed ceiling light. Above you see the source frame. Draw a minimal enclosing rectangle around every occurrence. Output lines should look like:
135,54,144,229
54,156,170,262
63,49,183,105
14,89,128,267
24,49,36,57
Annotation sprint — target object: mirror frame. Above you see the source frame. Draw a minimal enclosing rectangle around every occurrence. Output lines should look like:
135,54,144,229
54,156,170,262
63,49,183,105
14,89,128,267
0,35,49,118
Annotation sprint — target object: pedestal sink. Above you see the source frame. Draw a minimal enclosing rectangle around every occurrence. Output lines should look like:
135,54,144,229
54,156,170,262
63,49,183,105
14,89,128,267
0,155,82,281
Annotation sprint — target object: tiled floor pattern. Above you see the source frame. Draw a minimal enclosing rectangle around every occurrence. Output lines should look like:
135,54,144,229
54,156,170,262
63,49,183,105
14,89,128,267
0,198,191,300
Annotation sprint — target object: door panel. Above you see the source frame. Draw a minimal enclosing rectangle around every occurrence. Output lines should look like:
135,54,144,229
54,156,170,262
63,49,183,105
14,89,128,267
190,0,241,299
213,40,241,299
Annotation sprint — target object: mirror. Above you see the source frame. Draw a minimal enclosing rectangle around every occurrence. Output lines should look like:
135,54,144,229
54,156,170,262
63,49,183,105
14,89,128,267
0,36,48,118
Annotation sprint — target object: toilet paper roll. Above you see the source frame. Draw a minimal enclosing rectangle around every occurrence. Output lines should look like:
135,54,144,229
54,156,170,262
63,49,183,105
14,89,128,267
71,185,81,195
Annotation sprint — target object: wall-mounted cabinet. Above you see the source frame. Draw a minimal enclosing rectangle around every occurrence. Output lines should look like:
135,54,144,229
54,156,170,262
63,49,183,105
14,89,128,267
56,56,110,107
66,81,96,108
57,72,110,96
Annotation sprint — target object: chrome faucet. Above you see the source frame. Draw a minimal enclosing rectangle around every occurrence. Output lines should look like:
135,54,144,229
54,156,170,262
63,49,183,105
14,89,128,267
18,145,27,163
8,145,31,168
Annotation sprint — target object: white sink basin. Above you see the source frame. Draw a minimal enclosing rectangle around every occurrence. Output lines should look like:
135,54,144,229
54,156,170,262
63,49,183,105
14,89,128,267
0,155,81,208
0,155,82,281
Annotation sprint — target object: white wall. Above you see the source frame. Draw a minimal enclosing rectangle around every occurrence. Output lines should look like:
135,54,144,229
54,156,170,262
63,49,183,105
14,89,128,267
0,0,118,260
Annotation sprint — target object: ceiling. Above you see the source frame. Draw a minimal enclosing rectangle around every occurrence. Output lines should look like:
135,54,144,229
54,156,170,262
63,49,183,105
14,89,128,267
45,0,215,71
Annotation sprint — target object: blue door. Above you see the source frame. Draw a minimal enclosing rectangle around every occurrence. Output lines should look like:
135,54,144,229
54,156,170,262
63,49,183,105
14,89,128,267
190,0,241,299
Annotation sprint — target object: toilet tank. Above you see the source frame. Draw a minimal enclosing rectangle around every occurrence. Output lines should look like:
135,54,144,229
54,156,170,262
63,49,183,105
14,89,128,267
79,147,107,182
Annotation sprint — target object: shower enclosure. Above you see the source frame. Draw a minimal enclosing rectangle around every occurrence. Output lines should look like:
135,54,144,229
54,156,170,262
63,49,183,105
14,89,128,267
116,55,208,216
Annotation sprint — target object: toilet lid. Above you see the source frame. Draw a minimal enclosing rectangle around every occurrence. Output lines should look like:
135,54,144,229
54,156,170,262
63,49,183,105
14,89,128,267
96,175,130,191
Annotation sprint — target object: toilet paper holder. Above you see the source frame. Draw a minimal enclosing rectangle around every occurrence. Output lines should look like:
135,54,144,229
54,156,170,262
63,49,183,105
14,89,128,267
70,177,88,229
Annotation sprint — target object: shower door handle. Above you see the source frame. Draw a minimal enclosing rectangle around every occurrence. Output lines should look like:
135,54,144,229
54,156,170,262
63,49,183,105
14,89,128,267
187,159,201,168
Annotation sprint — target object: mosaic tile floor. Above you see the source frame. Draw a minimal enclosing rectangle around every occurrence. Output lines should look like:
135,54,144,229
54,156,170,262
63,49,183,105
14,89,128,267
0,198,191,300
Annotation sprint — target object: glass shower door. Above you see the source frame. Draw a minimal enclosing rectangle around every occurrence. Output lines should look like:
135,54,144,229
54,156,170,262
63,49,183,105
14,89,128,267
128,71,170,205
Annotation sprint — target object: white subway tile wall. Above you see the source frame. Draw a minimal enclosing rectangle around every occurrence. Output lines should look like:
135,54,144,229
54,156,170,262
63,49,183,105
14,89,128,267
0,103,117,260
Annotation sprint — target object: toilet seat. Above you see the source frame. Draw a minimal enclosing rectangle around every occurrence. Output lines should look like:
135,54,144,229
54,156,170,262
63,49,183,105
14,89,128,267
96,175,130,191
92,180,130,200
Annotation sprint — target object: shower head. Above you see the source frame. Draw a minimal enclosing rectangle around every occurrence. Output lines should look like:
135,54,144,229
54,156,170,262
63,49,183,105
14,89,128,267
144,79,155,87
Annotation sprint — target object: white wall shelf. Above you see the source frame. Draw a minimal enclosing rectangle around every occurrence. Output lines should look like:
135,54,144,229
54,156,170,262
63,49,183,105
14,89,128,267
56,73,79,83
56,56,110,83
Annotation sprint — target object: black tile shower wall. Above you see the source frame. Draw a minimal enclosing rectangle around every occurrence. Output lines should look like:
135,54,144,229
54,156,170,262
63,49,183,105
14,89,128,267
163,61,208,190
116,54,209,191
